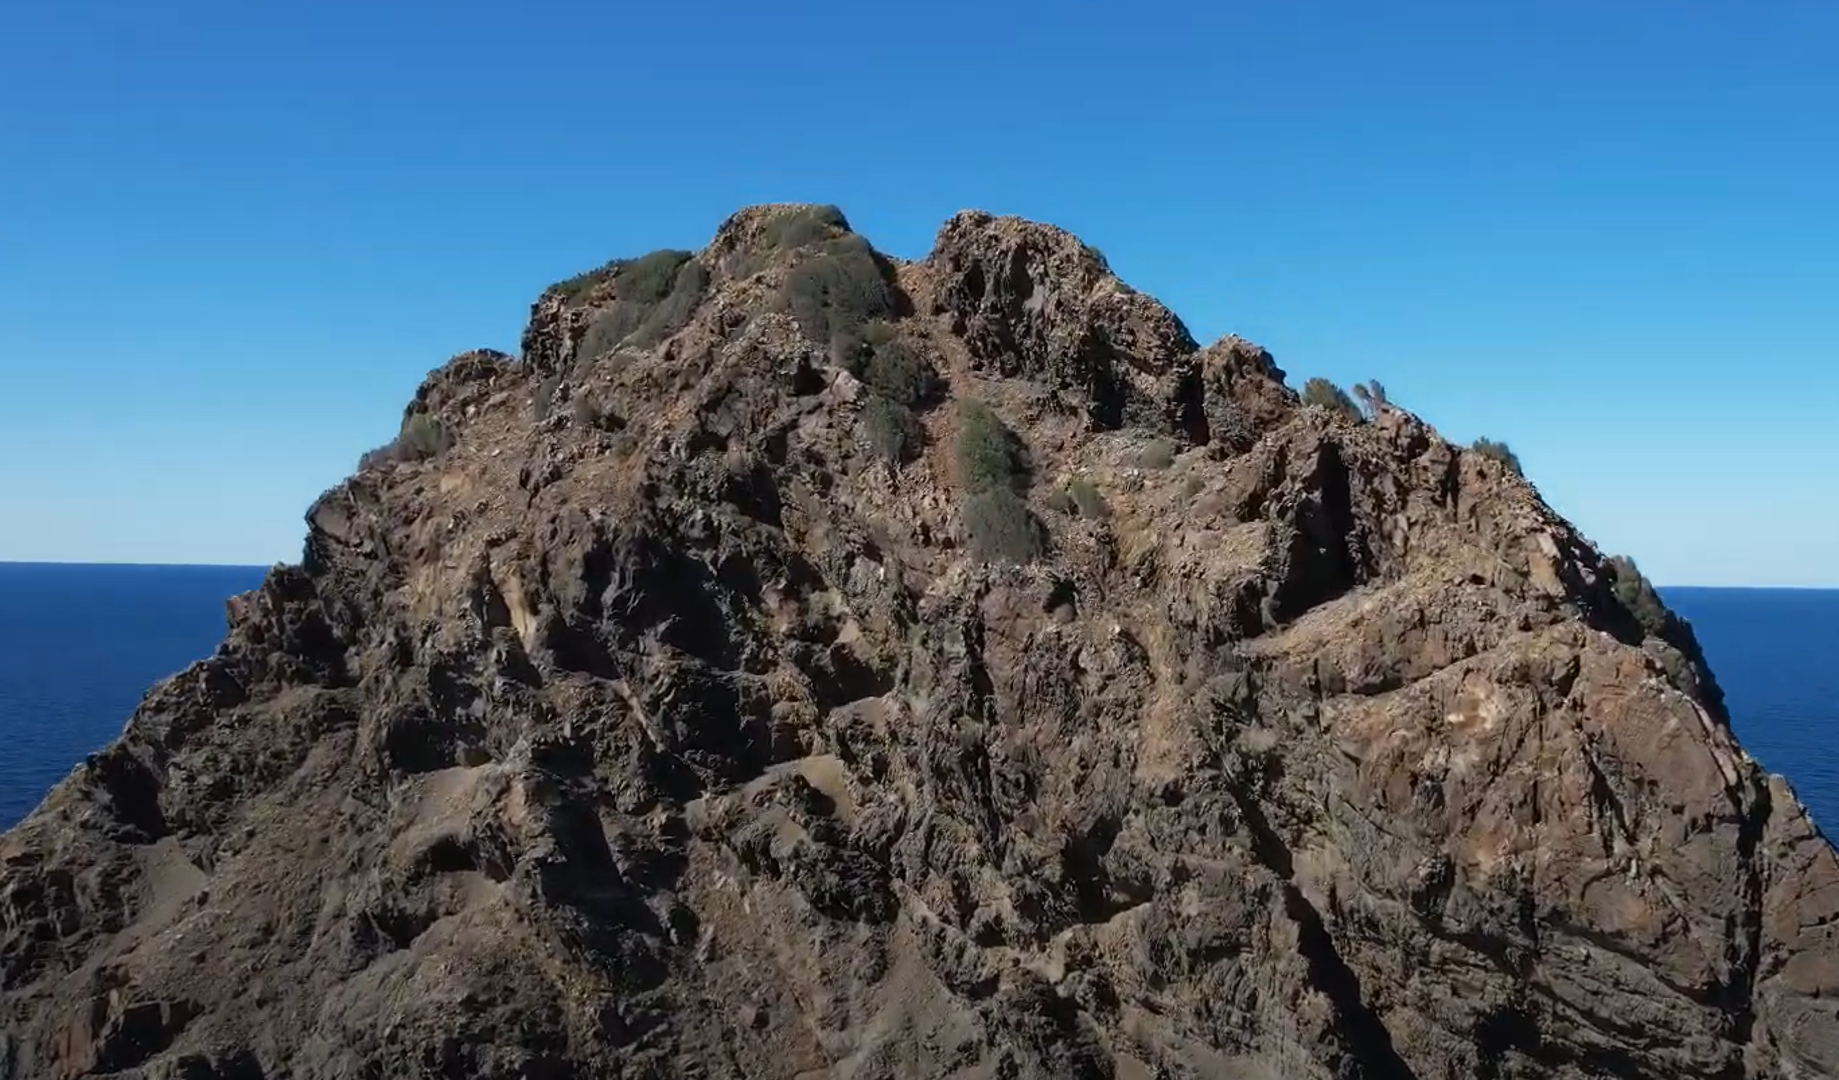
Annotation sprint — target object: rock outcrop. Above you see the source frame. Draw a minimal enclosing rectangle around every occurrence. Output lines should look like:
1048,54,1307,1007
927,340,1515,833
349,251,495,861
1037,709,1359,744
4,204,1837,1079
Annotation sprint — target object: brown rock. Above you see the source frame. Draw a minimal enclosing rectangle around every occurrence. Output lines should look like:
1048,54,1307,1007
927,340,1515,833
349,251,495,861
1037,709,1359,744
3,204,1835,1079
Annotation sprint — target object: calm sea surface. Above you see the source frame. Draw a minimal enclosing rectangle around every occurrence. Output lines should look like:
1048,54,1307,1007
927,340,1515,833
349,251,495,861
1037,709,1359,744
0,565,1834,834
0,563,266,829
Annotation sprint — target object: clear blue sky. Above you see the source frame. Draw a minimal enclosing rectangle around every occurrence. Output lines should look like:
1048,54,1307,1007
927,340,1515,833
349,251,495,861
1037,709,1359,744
1,1,1833,585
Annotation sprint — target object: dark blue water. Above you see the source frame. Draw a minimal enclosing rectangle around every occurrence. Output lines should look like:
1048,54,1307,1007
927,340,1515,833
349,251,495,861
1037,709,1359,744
0,563,266,829
0,567,1834,834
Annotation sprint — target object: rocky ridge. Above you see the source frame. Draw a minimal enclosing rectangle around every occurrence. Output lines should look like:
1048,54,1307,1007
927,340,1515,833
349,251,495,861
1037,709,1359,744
3,204,1837,1079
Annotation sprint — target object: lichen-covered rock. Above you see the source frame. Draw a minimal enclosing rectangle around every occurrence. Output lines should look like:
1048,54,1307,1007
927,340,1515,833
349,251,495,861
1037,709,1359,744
3,204,1836,1080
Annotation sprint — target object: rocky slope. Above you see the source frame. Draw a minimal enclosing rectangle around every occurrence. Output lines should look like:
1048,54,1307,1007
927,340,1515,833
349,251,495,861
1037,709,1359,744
4,205,1838,1080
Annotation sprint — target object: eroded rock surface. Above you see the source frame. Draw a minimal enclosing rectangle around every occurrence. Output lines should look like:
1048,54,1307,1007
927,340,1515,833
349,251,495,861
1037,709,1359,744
4,205,1837,1079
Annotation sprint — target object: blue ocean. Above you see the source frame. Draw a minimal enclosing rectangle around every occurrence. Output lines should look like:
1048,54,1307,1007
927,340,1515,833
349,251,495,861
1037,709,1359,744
0,565,1835,834
0,563,267,829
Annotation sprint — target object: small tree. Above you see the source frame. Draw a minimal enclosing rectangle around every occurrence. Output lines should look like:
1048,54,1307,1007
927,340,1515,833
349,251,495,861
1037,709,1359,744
1470,437,1523,478
1301,377,1361,423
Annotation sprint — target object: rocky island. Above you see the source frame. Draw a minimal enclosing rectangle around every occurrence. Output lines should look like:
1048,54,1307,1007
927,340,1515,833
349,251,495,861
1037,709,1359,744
3,205,1837,1079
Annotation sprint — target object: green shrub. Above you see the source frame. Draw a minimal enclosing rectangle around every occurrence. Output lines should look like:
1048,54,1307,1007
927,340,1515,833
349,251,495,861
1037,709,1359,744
576,310,633,365
362,410,452,468
1606,555,1669,639
1470,437,1523,477
829,330,868,376
861,319,899,348
964,488,1044,563
631,258,710,346
1139,438,1176,470
864,338,940,408
1301,377,1361,423
954,400,1031,494
834,319,908,376
550,259,626,303
761,205,849,252
396,412,450,459
1068,478,1110,519
779,235,899,346
618,249,694,303
952,400,1042,562
861,396,922,463
570,250,708,360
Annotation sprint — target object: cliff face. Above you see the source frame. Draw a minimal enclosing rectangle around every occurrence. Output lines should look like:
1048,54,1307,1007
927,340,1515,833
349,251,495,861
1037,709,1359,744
4,205,1837,1080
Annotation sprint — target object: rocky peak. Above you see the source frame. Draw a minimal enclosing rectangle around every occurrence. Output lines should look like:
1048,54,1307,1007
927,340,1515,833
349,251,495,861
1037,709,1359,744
922,210,1198,430
2,205,1834,1080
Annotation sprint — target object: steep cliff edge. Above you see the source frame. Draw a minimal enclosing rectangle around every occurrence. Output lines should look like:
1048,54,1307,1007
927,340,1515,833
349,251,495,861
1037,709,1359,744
4,205,1837,1079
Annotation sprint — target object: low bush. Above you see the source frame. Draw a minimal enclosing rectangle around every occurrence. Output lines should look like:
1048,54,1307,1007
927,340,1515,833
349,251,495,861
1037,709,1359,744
861,396,922,463
1606,555,1669,639
864,337,940,408
954,400,1031,495
834,319,907,376
550,259,625,303
396,412,449,459
576,312,631,366
965,488,1044,563
1068,478,1109,519
779,235,900,346
861,319,899,348
1139,438,1176,470
570,250,708,361
953,400,1042,563
1301,377,1362,423
761,205,849,252
360,410,451,469
619,249,695,303
829,329,868,376
849,321,941,466
631,258,710,346
1470,437,1523,477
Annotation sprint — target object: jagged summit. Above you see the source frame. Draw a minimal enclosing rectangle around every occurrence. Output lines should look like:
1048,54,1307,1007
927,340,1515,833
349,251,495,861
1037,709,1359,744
2,205,1835,1079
